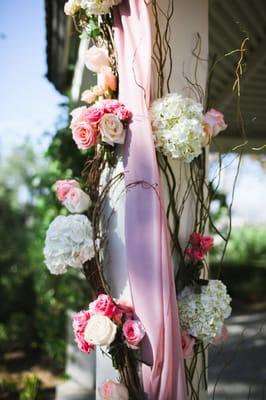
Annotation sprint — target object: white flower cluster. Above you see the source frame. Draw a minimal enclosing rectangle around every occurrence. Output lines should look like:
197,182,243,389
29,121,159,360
178,280,232,341
64,0,122,16
44,215,94,275
150,93,205,162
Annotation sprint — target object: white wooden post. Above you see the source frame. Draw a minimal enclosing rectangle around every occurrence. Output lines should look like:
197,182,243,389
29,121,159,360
148,2,209,399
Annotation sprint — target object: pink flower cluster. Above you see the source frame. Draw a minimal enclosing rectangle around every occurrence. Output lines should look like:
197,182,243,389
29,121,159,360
72,294,145,353
70,100,132,150
185,232,214,261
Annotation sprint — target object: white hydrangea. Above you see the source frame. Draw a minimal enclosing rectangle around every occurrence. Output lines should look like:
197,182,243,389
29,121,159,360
150,93,205,162
80,0,121,15
44,215,95,275
178,280,232,341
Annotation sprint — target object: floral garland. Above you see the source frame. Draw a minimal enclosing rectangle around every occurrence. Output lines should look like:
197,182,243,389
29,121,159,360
42,1,233,399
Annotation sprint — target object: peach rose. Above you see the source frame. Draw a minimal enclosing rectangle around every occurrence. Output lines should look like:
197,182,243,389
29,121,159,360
99,380,129,400
99,67,117,92
122,320,145,349
55,180,80,202
81,89,98,104
203,109,227,144
85,46,111,73
181,331,195,359
99,114,125,146
72,122,99,149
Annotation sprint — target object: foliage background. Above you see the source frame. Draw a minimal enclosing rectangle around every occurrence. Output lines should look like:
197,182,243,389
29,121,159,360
0,105,89,371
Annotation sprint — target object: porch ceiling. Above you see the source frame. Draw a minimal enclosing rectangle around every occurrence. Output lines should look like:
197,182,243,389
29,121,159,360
209,0,266,151
45,0,266,149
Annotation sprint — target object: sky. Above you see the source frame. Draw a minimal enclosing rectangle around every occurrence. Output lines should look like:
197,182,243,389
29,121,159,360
0,1,266,225
0,1,66,158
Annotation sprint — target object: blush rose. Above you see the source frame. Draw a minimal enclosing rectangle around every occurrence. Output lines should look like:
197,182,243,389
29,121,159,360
99,114,125,146
55,180,80,202
203,109,227,144
63,187,91,213
85,46,111,73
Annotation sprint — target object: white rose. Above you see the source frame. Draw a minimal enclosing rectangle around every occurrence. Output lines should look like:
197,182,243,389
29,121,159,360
81,0,121,15
99,114,125,146
63,187,91,213
84,315,117,346
64,0,81,16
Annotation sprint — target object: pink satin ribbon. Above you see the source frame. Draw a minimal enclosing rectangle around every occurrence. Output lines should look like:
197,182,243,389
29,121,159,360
114,1,186,399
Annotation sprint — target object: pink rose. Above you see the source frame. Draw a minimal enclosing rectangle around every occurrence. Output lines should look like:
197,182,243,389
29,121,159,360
99,99,121,114
70,106,104,127
212,324,228,346
72,310,91,333
83,107,105,124
70,106,87,128
122,319,145,349
99,67,117,92
203,109,227,144
72,310,94,353
89,294,118,319
200,235,214,252
181,331,195,359
189,232,214,253
112,299,134,324
75,331,94,353
55,180,80,202
116,299,133,318
85,46,111,73
189,232,202,246
115,107,132,122
72,122,99,149
99,380,129,400
185,247,205,261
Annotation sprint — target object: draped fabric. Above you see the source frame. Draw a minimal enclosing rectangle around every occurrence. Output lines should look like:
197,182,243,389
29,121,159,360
113,1,186,399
